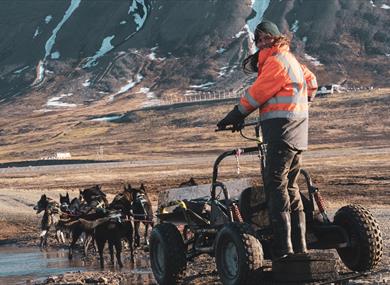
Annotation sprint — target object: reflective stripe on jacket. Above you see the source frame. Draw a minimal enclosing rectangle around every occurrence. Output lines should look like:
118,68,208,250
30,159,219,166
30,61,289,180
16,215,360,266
238,44,318,121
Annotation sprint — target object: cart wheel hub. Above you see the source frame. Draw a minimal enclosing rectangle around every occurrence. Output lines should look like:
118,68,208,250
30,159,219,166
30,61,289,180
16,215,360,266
224,241,239,277
155,241,165,274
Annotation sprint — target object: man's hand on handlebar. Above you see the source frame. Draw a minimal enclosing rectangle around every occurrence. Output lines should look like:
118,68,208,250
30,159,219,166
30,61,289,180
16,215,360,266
216,121,244,132
216,120,260,132
217,105,246,132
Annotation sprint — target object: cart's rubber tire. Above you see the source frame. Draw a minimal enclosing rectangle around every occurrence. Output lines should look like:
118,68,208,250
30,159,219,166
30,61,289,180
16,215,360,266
334,204,383,272
215,222,263,285
149,223,186,285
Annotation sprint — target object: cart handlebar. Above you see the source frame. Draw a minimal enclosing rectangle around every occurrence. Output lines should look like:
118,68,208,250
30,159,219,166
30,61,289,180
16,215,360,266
214,120,259,132
211,119,266,201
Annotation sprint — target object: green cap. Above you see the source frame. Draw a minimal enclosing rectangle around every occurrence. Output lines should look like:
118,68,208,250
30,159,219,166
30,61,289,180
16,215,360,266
255,21,281,36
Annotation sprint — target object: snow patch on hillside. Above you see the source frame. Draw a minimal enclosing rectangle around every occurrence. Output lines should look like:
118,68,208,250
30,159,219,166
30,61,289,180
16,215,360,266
33,27,40,39
32,0,81,86
44,0,81,60
45,15,53,24
82,79,91,87
234,30,246,39
139,88,161,107
304,53,323,66
291,20,299,33
128,0,149,31
32,60,45,85
247,0,269,32
108,74,143,102
84,35,115,68
148,52,157,60
245,0,270,53
90,115,123,122
46,93,77,108
217,65,237,78
139,87,156,99
123,0,150,41
147,51,166,61
51,51,60,59
14,66,30,74
189,82,215,89
218,66,229,78
117,80,138,93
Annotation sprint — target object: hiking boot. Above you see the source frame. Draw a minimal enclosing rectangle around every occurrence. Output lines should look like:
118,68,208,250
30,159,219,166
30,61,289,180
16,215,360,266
291,210,308,254
271,211,294,260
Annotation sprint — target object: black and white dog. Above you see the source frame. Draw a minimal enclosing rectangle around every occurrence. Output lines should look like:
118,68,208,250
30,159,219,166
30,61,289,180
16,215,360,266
33,194,66,248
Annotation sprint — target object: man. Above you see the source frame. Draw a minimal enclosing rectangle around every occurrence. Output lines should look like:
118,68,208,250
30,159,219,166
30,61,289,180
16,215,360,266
217,21,318,260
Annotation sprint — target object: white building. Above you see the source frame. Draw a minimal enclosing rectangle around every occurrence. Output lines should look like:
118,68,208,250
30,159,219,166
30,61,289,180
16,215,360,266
40,152,72,160
55,152,72,159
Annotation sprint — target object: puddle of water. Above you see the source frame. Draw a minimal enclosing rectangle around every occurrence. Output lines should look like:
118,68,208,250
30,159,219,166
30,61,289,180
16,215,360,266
90,115,122,122
0,245,97,285
0,245,156,285
131,268,153,274
124,256,155,285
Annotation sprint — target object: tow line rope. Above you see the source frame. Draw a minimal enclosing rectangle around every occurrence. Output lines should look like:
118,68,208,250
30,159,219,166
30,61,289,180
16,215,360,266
130,213,154,224
133,219,154,224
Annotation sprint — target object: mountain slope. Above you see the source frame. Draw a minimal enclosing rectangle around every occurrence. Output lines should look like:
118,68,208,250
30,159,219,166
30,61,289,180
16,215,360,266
265,0,390,86
0,0,389,110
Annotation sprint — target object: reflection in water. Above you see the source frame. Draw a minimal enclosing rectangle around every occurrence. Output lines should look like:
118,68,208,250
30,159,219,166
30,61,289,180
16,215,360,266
127,257,155,285
0,245,155,285
0,246,87,285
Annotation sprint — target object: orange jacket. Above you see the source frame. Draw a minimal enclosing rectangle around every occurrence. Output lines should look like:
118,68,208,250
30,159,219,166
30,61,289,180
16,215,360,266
238,44,317,121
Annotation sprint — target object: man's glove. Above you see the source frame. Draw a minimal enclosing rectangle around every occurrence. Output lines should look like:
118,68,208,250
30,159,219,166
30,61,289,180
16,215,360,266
217,105,246,131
